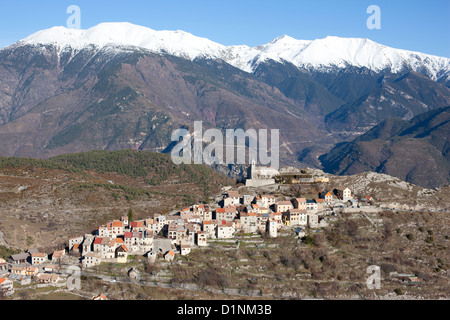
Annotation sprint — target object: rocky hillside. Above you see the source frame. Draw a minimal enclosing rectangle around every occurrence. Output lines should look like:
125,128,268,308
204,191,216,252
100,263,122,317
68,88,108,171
320,107,450,188
0,150,233,249
0,44,323,164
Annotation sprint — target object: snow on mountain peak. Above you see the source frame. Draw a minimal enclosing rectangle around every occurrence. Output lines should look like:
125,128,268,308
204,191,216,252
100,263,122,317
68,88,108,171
17,22,450,79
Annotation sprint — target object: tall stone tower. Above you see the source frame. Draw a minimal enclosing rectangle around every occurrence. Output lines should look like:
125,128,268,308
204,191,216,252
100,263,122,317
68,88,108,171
250,159,256,179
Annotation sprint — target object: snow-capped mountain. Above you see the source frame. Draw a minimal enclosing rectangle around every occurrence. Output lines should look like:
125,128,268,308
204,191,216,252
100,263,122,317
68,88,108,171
17,22,450,80
1,22,450,188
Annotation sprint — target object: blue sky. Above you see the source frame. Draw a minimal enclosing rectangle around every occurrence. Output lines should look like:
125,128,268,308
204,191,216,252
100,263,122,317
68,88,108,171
0,0,449,57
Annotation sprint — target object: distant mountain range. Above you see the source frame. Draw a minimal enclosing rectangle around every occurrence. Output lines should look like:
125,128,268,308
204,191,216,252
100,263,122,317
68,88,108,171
0,22,449,188
20,22,450,80
320,107,450,188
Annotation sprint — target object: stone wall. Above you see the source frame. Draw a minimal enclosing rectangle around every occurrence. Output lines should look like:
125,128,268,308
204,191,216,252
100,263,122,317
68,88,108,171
245,179,276,187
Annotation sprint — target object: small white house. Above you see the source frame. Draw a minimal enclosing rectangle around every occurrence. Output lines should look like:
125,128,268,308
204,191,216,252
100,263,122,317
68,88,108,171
337,187,352,201
196,232,208,247
180,244,192,256
31,253,48,265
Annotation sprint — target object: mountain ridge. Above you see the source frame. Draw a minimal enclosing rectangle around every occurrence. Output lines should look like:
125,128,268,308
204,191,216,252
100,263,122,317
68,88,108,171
320,106,450,188
1,23,449,188
14,22,450,80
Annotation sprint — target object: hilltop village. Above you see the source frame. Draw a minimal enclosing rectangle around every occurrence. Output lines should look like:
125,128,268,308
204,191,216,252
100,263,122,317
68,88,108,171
73,186,355,267
1,174,380,298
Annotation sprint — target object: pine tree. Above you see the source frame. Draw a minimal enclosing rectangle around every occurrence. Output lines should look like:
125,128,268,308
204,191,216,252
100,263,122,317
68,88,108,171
128,208,135,223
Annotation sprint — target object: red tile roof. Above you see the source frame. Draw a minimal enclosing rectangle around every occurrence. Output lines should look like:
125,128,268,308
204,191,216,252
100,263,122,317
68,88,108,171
124,232,133,238
112,220,123,228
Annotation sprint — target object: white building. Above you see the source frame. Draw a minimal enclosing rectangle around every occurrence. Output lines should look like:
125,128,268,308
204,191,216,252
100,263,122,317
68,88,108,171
31,253,48,265
217,222,235,239
225,191,241,206
196,232,208,247
337,187,352,201
180,244,192,256
275,201,294,213
285,209,307,226
69,236,84,250
268,219,277,238
261,195,276,208
306,200,318,212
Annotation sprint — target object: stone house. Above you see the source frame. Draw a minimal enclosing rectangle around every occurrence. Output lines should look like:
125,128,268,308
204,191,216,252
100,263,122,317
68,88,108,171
93,237,104,253
141,231,154,253
307,213,319,228
9,253,29,265
284,209,307,226
217,221,235,239
202,208,212,221
51,249,66,262
124,232,143,253
116,245,128,263
240,212,259,233
71,244,81,255
275,201,294,213
315,199,325,210
294,198,307,210
269,212,283,227
69,236,84,250
130,221,146,233
121,216,129,227
98,226,110,237
202,220,217,238
242,195,254,206
260,195,276,208
306,200,318,211
0,259,7,272
337,187,352,201
164,250,175,262
36,273,60,284
82,236,94,255
44,265,61,274
216,207,237,222
11,267,27,276
0,278,14,295
226,191,241,205
82,253,102,268
99,238,116,260
24,266,39,276
145,218,164,234
223,197,235,208
196,231,208,247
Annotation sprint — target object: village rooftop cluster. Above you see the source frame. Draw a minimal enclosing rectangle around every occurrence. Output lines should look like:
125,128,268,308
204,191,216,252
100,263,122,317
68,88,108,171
1,186,378,296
